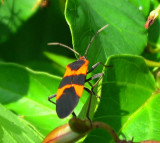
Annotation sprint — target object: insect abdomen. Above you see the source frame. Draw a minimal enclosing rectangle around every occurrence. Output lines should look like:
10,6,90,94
56,59,89,118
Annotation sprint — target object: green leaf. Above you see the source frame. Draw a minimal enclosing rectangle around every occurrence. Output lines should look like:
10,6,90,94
24,60,66,77
0,104,43,142
0,0,73,75
0,0,38,43
84,55,159,143
0,62,88,135
129,0,150,17
65,0,147,69
44,51,75,69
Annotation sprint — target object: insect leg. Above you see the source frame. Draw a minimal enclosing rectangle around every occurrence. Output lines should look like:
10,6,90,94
84,74,104,122
72,112,77,118
84,87,93,122
49,94,77,118
48,94,56,104
87,62,105,74
86,73,104,82
86,73,104,99
87,62,112,74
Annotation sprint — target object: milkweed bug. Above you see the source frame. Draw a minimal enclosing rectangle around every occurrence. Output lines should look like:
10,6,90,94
48,24,109,121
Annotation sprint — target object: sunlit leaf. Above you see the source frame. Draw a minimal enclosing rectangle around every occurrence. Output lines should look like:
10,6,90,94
84,55,159,143
0,62,88,135
0,104,43,142
65,0,147,70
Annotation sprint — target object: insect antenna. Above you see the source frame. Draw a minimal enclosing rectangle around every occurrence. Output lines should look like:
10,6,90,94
48,42,81,57
84,24,109,58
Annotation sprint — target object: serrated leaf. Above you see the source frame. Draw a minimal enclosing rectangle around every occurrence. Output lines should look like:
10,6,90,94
65,0,147,70
0,104,43,143
84,55,159,143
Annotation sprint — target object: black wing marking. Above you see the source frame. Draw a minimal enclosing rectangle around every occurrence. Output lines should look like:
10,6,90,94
58,74,86,88
68,60,85,70
56,87,79,118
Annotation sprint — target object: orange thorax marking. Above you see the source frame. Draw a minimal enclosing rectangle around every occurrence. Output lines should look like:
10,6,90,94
56,59,89,100
63,59,89,77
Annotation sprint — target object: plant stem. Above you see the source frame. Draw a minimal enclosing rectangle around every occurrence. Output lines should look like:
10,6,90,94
92,121,120,143
145,59,160,67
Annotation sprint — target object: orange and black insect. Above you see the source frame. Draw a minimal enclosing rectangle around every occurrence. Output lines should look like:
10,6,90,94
48,24,109,120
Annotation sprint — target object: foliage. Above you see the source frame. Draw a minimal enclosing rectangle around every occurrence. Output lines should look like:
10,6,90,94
0,0,160,142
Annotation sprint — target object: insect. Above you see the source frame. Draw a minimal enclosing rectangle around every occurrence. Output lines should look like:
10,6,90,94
48,24,109,121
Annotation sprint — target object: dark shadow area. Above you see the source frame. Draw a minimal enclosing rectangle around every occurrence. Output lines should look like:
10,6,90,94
0,22,11,43
0,63,29,104
0,0,73,76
